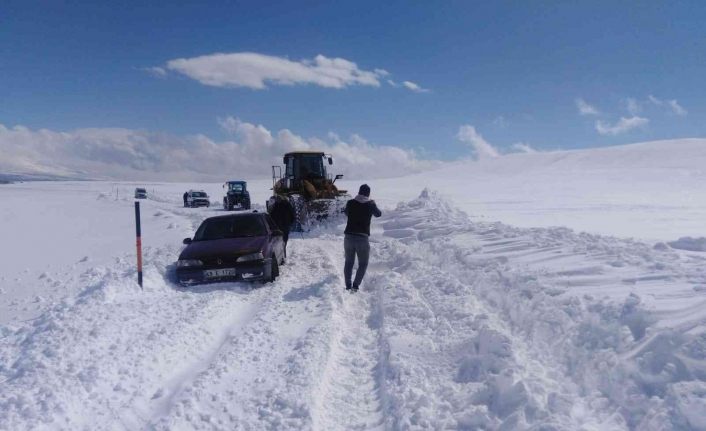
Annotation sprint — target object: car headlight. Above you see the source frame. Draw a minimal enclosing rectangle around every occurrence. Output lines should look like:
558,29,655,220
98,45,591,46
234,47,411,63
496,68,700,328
237,252,264,262
177,259,203,267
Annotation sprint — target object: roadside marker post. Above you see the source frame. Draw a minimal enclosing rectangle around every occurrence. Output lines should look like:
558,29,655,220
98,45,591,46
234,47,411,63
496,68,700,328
135,201,143,288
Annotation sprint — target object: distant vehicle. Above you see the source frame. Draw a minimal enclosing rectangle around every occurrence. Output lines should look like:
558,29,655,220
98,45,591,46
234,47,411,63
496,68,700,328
185,190,210,208
176,212,285,285
134,188,147,199
223,181,251,211
268,151,348,231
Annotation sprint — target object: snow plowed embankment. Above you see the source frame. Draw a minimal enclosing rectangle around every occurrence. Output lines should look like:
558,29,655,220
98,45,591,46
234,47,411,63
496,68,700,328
1,188,705,430
375,190,706,430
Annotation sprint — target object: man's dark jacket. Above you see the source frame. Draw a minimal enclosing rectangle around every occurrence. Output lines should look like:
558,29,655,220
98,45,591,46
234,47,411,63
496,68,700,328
269,198,295,234
344,196,382,236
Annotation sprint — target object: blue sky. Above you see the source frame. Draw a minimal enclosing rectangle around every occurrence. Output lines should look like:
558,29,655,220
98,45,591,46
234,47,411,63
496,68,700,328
2,1,705,161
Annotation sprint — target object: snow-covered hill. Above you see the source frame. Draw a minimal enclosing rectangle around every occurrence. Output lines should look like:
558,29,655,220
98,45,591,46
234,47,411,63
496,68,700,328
361,138,706,241
1,139,706,430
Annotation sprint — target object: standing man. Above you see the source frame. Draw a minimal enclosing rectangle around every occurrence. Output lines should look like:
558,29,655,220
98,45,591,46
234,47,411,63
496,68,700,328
343,184,382,292
183,191,188,207
269,195,296,258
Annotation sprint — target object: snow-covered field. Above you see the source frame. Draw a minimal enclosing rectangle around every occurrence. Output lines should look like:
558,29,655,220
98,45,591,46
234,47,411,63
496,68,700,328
366,139,706,242
1,139,706,430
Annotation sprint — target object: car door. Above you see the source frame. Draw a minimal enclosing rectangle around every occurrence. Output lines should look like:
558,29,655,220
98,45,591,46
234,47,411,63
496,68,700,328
264,215,284,261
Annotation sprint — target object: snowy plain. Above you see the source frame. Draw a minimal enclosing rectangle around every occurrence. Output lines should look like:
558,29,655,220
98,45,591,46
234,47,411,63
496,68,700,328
1,139,706,430
366,139,706,242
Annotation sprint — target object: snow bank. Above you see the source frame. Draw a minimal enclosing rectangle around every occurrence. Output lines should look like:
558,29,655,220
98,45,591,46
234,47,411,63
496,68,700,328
669,237,706,252
373,190,706,429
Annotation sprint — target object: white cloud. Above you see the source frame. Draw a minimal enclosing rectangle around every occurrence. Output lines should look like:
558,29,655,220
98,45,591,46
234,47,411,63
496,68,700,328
576,98,600,116
402,81,430,93
159,52,428,92
578,94,687,136
511,142,536,153
648,95,687,116
456,125,499,159
595,116,649,136
647,94,662,106
166,52,379,89
0,120,440,181
667,99,687,116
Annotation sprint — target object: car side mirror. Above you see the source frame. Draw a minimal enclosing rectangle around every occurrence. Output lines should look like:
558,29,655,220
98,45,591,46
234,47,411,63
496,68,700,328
335,174,343,179
183,238,192,245
328,157,333,165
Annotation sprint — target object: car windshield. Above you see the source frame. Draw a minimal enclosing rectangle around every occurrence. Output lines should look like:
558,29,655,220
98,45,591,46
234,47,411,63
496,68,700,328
136,188,146,193
193,215,266,240
191,192,207,197
228,183,244,192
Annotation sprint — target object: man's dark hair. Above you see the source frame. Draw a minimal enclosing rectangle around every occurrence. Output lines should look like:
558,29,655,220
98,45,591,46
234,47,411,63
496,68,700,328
359,184,371,197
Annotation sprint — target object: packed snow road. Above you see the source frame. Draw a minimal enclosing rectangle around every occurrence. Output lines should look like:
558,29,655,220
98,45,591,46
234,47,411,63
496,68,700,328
1,186,705,430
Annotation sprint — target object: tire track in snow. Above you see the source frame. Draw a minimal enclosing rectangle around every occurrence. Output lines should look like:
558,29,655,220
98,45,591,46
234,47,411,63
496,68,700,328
149,238,345,430
311,237,386,431
140,287,270,427
0,233,271,431
91,237,274,429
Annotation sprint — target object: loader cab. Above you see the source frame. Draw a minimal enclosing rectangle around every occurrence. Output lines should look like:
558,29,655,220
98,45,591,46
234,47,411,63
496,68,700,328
283,152,331,182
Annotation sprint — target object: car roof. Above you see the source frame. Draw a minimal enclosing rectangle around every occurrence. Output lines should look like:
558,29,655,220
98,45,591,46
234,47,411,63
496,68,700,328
188,189,206,193
204,211,264,221
226,180,246,184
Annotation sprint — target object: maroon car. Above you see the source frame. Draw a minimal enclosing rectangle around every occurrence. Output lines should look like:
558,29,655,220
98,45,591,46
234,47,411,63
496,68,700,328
176,212,285,285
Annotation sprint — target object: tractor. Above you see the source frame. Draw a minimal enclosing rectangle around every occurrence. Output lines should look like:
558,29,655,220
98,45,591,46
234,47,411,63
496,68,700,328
223,180,251,210
267,152,349,231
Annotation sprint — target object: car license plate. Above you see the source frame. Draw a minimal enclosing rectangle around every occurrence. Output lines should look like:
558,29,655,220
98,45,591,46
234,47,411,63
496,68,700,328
204,268,236,278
